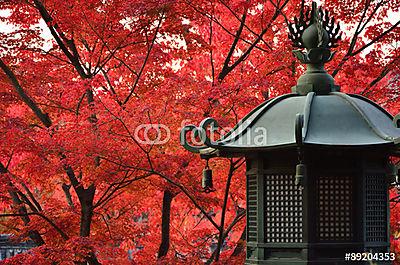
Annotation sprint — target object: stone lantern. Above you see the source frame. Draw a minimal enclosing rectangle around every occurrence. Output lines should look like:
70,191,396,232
180,2,400,264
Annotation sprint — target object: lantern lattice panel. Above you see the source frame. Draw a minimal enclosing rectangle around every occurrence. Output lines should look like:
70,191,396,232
264,174,303,243
317,176,353,241
247,175,258,242
365,175,387,243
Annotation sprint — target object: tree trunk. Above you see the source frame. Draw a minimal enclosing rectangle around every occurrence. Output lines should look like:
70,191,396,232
78,184,96,237
76,184,100,265
157,189,174,259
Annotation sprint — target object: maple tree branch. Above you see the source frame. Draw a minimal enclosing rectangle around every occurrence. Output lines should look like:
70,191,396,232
0,58,52,127
84,29,140,77
358,53,399,97
354,0,371,40
37,101,75,113
0,61,87,246
230,227,246,258
122,11,164,105
94,172,151,209
0,212,69,240
5,169,44,213
101,69,122,105
154,172,220,230
175,225,217,250
39,47,73,65
332,1,398,77
97,98,152,161
93,42,139,77
214,158,243,261
75,92,86,115
17,191,40,213
21,183,42,212
331,0,373,77
352,19,400,56
390,194,400,203
81,13,148,83
79,7,150,76
0,163,46,246
206,208,246,264
62,183,74,207
214,160,234,261
362,67,391,96
360,56,400,99
209,18,215,84
222,209,246,239
186,0,269,53
358,0,387,34
99,156,152,172
218,0,272,50
101,214,113,240
218,0,288,81
218,8,247,80
5,153,13,170
218,7,248,81
32,0,90,78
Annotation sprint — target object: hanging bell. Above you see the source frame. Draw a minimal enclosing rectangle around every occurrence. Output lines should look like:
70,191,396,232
202,167,213,193
387,163,398,185
295,163,307,187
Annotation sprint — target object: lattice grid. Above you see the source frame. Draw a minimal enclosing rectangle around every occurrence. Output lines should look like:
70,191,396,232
247,175,258,242
264,174,303,243
365,175,387,242
317,176,353,241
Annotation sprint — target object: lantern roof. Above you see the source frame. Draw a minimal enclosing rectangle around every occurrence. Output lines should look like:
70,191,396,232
179,2,400,157
180,92,400,157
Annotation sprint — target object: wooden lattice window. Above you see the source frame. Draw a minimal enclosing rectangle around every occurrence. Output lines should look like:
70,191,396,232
264,174,303,243
365,175,387,243
247,175,258,242
317,176,353,241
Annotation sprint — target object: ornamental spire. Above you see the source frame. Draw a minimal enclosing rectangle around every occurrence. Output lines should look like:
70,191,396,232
288,1,342,95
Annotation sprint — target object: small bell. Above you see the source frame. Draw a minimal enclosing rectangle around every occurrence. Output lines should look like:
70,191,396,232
295,163,307,187
387,163,398,185
202,160,214,193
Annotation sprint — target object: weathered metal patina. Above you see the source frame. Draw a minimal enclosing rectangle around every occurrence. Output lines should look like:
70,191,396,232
180,2,400,264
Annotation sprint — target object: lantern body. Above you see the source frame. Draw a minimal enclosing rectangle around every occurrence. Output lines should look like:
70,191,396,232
245,151,390,264
180,91,400,263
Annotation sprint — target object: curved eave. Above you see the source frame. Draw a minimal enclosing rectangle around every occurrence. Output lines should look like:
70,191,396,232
201,141,400,159
203,92,400,155
213,141,396,152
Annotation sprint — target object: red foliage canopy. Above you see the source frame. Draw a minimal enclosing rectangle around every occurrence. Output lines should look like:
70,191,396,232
0,0,399,264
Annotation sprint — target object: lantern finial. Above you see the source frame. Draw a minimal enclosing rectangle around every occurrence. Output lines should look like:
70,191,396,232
289,1,342,95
